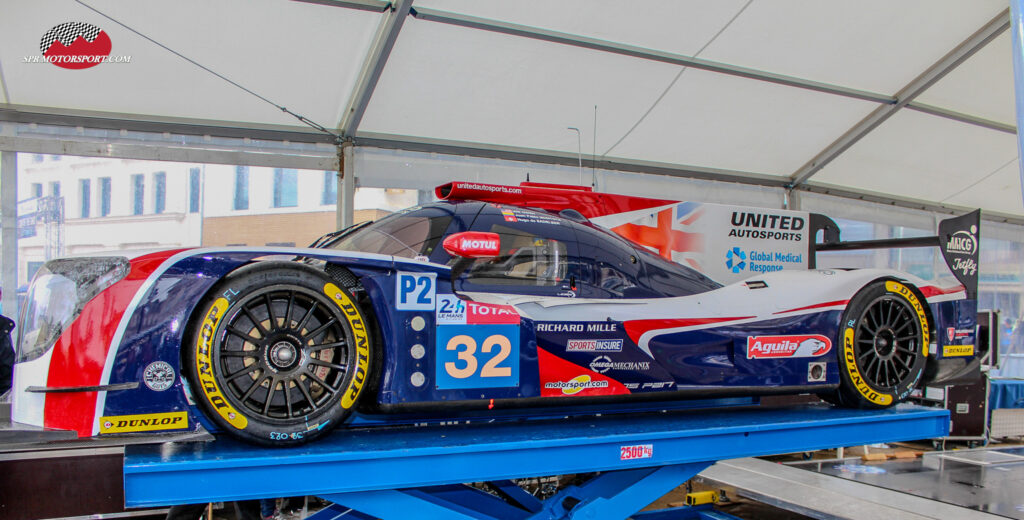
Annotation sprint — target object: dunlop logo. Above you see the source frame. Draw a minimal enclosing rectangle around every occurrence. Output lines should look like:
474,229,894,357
100,411,188,434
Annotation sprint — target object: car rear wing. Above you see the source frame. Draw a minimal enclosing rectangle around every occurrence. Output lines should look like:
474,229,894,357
809,210,981,299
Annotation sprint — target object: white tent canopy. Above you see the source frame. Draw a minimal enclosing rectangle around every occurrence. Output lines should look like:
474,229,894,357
0,0,1019,220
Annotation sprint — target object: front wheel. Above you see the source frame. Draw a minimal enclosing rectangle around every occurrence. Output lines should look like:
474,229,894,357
833,280,928,408
185,262,373,446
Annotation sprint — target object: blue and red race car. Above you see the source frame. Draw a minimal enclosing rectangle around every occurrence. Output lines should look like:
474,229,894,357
12,182,981,445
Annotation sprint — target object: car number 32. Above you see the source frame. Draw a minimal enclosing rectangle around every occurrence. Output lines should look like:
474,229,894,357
435,325,520,389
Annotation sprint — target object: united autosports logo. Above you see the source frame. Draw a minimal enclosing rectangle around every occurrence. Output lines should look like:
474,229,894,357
747,334,831,359
24,22,131,69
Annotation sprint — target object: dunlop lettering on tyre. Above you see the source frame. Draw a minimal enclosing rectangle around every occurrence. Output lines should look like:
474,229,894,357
323,282,371,409
184,262,372,446
834,281,928,409
194,297,248,430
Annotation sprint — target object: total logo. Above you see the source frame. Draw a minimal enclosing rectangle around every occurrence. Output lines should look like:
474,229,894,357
747,334,832,359
945,226,978,256
725,247,746,273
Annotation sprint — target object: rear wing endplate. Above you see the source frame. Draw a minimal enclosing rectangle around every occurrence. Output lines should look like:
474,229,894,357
809,210,981,299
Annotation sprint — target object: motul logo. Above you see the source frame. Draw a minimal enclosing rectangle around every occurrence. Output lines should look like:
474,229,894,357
460,238,498,250
747,334,831,359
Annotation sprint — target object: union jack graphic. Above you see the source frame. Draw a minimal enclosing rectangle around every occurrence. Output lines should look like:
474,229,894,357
612,202,705,270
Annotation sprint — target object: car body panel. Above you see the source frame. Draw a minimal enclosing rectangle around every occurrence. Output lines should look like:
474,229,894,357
11,184,979,441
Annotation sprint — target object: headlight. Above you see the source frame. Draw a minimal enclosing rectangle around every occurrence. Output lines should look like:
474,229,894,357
16,257,130,363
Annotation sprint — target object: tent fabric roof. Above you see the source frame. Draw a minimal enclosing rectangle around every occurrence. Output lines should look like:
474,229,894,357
0,0,1019,218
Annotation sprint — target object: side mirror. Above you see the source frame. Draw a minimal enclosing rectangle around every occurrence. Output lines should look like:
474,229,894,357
443,232,501,258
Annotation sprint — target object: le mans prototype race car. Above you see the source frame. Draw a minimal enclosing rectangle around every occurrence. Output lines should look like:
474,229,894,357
12,182,981,445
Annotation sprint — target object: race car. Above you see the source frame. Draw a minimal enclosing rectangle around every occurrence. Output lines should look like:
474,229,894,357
11,181,981,445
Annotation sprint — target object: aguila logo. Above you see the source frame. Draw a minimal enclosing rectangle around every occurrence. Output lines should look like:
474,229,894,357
38,22,112,69
747,334,832,359
945,226,977,256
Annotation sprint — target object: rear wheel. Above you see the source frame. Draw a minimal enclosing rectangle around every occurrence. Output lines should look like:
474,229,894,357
185,262,372,446
834,280,928,408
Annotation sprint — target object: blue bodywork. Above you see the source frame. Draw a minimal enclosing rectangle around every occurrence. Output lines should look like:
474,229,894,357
96,201,978,436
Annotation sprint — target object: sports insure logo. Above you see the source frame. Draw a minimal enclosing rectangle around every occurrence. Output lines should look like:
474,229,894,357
26,22,130,69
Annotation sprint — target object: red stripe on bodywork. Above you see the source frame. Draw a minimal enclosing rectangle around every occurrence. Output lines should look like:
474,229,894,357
43,249,185,436
537,348,630,397
774,300,849,315
623,317,755,346
918,284,965,298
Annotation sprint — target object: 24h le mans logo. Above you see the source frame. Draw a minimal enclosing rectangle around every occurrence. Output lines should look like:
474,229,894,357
27,22,130,69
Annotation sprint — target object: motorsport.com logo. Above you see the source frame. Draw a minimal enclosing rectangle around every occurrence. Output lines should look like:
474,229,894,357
725,247,803,274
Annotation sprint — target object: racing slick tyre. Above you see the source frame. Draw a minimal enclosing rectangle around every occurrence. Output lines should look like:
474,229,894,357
833,280,928,409
184,262,372,446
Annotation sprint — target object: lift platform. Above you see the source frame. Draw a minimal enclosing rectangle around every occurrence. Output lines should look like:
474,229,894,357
122,404,948,519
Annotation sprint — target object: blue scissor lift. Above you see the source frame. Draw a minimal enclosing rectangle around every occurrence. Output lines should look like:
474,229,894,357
123,404,948,520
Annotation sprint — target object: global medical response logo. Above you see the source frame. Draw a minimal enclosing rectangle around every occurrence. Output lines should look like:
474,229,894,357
26,22,130,69
747,334,831,359
725,247,746,273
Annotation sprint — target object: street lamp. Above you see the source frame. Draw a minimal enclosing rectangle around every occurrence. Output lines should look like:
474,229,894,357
567,127,582,185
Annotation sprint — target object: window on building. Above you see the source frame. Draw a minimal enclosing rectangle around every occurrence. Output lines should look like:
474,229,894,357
80,179,90,218
153,171,166,214
234,166,249,210
273,168,298,208
189,167,201,213
31,183,42,198
50,181,60,198
322,171,337,205
131,174,144,215
100,177,111,216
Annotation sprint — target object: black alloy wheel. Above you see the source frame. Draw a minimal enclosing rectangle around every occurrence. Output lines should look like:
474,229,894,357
216,286,349,421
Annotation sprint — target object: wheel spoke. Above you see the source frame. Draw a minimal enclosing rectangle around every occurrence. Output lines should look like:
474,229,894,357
881,361,889,386
896,335,918,342
865,357,878,380
226,364,258,382
306,318,338,341
283,380,294,418
263,378,276,416
893,355,910,372
296,377,319,411
885,299,895,326
858,349,874,363
895,346,915,355
308,340,346,352
309,358,348,372
264,294,277,332
295,301,318,332
226,326,262,345
284,291,295,330
240,374,268,402
221,350,256,358
241,306,269,338
859,322,877,337
305,370,337,394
